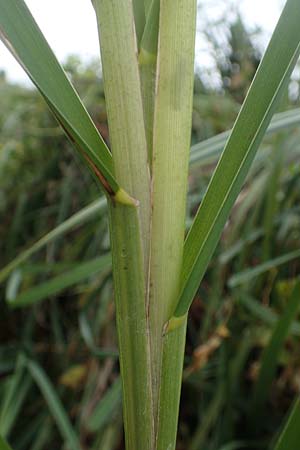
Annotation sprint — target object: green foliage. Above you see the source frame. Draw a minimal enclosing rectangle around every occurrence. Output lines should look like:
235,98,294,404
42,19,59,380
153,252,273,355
273,398,300,450
0,2,300,450
0,436,13,450
173,0,300,321
250,281,300,424
0,0,118,196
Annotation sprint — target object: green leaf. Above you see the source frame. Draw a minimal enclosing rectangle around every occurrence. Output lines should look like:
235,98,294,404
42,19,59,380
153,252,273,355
132,0,146,44
1,106,299,286
0,198,107,284
190,107,300,167
29,419,52,450
273,397,300,450
0,354,31,438
0,436,13,450
217,443,253,450
189,384,225,450
6,255,111,308
27,359,81,450
79,313,118,358
143,0,152,16
0,0,118,194
219,205,300,265
86,378,122,432
250,281,300,419
228,249,300,288
140,0,160,59
239,295,300,337
170,0,300,323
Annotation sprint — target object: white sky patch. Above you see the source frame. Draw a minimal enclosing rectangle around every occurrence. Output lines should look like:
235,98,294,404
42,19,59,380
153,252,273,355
241,0,284,35
0,0,99,84
0,0,284,84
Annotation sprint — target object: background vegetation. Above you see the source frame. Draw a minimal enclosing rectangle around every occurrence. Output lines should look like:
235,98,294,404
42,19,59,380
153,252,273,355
0,12,300,450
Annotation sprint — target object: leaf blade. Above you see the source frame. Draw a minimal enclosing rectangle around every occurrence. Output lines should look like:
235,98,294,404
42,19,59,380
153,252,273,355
250,281,300,420
86,378,122,432
273,397,300,450
0,436,13,450
228,249,300,288
0,198,107,284
0,0,118,194
27,359,81,450
190,107,300,167
171,0,300,321
6,255,111,308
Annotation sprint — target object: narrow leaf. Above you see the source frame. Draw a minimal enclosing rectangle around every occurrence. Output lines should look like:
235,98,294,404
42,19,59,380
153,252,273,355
6,255,111,308
86,378,122,432
27,359,81,450
190,107,300,167
0,198,107,284
0,436,13,450
251,281,300,417
144,0,152,16
138,0,159,166
132,0,146,45
218,443,252,450
1,107,300,285
140,0,160,59
0,354,30,437
228,249,300,288
170,0,300,322
239,295,300,337
0,0,118,194
273,397,300,450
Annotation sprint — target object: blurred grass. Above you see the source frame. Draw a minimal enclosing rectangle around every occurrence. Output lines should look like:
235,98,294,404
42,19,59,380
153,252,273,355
0,12,300,450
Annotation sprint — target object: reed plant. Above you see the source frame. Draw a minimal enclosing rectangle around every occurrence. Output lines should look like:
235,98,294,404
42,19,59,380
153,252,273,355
0,0,300,449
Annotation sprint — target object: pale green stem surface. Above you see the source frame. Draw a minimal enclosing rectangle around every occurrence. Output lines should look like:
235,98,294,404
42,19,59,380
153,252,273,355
94,1,153,449
148,0,197,444
108,203,154,450
156,320,187,450
94,0,151,267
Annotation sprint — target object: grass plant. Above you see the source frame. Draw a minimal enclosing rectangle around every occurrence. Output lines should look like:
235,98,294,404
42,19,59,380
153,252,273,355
0,0,300,449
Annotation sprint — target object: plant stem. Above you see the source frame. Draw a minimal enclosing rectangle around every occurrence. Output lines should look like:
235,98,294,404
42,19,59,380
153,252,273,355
95,0,196,447
94,0,151,266
148,0,197,444
108,203,154,449
94,1,153,449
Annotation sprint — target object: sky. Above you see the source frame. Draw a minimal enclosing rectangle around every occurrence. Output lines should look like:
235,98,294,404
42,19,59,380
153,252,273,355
0,0,284,84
